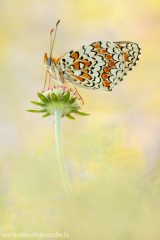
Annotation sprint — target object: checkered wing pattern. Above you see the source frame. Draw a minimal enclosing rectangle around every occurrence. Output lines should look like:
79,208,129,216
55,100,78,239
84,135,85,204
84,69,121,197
114,41,141,79
55,41,141,91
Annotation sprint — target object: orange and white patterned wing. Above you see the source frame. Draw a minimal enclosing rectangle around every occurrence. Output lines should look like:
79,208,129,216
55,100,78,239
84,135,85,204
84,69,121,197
56,41,125,91
114,41,141,79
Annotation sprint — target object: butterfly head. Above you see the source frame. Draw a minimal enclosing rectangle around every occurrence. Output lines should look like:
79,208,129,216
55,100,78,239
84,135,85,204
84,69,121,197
44,53,58,69
44,53,52,70
44,52,51,64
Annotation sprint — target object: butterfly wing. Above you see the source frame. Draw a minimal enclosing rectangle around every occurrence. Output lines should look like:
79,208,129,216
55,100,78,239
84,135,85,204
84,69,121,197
114,41,141,79
56,41,125,91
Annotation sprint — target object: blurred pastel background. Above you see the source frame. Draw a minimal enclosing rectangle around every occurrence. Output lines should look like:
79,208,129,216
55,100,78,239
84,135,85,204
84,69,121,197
1,0,160,239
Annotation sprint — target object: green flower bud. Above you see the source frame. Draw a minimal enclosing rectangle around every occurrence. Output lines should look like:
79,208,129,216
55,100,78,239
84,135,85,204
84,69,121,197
27,86,90,120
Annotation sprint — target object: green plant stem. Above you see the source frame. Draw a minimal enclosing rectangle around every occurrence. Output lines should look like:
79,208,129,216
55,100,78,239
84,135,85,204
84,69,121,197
54,111,73,200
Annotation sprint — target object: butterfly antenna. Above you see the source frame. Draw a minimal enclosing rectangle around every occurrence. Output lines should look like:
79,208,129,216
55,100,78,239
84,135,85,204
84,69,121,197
50,28,54,55
50,20,60,58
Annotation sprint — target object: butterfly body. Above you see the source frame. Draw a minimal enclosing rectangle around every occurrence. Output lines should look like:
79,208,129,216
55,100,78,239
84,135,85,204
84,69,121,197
44,38,141,91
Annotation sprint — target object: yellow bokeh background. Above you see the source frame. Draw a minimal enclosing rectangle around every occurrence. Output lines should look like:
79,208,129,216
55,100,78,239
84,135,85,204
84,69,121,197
1,0,160,239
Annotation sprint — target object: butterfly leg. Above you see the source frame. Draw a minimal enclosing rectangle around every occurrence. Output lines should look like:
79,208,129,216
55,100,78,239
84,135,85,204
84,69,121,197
60,71,69,91
74,86,84,105
41,71,48,93
48,73,51,90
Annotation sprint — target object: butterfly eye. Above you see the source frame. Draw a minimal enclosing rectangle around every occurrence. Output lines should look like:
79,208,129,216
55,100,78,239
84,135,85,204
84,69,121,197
47,58,52,66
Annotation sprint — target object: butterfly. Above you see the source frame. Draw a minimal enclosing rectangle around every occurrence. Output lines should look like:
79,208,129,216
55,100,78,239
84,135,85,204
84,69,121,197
43,20,141,93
